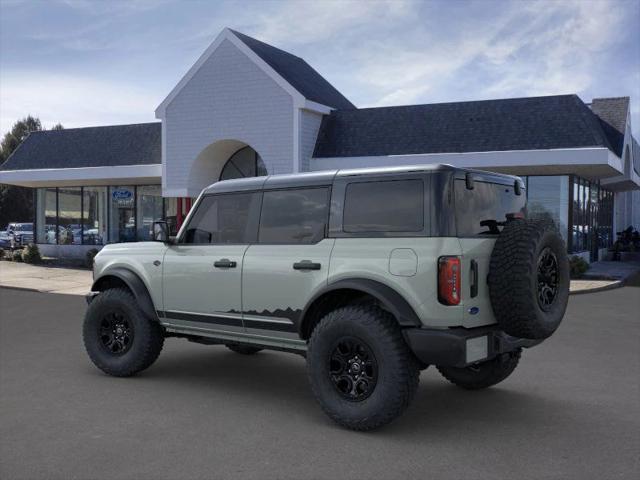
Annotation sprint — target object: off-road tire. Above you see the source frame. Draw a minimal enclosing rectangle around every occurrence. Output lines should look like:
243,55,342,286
307,305,420,431
437,349,521,390
489,218,569,339
83,287,164,377
226,344,263,355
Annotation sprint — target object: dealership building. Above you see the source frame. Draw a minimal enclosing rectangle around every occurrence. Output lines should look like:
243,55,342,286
1,28,638,260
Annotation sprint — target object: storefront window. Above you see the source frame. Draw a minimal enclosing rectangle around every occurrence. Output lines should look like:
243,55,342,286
36,188,57,244
164,197,178,236
109,186,136,243
83,187,107,245
526,176,569,243
136,185,163,241
57,188,82,245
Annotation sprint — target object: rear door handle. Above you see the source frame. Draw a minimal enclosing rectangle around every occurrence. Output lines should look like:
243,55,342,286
214,259,237,269
293,260,321,271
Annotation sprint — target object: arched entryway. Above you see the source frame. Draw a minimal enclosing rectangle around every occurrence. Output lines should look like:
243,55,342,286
219,146,268,180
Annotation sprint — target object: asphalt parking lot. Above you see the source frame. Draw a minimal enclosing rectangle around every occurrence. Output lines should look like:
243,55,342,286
1,282,639,480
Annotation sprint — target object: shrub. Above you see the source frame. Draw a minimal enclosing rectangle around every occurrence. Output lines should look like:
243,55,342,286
21,243,42,264
0,249,5,260
11,249,23,262
569,255,589,278
85,248,100,268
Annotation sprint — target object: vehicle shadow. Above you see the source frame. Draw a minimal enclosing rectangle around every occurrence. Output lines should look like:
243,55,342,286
125,343,570,436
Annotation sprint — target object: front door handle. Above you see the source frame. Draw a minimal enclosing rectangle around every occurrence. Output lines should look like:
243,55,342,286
214,259,237,269
293,260,321,271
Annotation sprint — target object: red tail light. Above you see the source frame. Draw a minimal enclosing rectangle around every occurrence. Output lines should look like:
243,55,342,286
438,256,461,305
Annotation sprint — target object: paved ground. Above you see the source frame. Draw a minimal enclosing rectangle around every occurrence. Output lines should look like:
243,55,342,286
1,283,638,480
2,260,636,296
0,261,92,295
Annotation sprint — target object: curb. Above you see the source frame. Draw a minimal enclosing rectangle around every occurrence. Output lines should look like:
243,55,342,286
0,284,42,293
569,280,624,296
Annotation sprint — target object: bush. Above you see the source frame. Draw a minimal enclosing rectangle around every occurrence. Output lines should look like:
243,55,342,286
85,248,100,268
21,243,42,264
569,255,589,278
0,248,5,260
11,249,23,262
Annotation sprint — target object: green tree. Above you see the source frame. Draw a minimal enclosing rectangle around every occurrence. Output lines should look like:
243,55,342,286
0,116,63,228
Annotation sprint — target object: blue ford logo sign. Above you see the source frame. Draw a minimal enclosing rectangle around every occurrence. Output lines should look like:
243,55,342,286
112,189,133,200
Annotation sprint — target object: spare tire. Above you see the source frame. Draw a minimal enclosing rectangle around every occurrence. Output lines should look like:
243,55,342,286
488,218,569,339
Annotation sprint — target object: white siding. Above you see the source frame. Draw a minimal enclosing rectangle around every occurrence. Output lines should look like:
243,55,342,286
298,110,324,172
163,39,294,196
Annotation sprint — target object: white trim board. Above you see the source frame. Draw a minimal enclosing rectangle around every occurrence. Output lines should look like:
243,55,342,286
310,147,624,179
0,164,162,188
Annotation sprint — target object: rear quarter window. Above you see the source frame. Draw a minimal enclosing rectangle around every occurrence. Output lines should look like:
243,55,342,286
343,179,424,233
455,179,525,235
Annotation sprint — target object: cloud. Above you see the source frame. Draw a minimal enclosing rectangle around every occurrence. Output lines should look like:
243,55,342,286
0,72,158,132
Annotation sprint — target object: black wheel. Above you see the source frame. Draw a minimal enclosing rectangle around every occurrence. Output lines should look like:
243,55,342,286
437,349,521,390
489,218,570,339
226,344,263,355
307,305,420,431
83,288,164,377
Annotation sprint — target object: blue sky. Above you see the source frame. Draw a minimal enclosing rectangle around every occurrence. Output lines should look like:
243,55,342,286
1,0,639,137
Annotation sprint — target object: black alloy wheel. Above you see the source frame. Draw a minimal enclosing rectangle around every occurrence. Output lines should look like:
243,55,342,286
99,311,134,355
329,337,378,401
537,247,559,310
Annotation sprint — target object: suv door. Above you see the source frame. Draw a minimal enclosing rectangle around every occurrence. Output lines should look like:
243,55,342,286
242,187,334,342
161,192,261,335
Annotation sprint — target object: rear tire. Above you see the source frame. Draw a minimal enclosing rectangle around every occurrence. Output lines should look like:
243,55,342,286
437,349,521,390
226,344,263,355
307,305,420,431
83,288,164,377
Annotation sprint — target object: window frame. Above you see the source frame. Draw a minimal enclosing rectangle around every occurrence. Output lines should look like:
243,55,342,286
256,186,332,245
177,191,262,246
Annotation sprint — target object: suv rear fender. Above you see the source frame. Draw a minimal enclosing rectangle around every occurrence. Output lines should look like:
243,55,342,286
91,268,159,322
299,278,421,339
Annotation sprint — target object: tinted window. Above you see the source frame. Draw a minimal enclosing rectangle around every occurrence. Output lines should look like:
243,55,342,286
259,188,329,244
343,180,424,233
183,192,260,244
455,180,526,235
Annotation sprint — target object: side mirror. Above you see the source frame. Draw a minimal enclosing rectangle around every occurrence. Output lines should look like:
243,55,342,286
152,221,169,243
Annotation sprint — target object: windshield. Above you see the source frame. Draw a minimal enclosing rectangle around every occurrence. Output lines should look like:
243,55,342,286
11,224,33,231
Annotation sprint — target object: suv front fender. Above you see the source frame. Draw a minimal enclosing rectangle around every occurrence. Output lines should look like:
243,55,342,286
91,268,159,322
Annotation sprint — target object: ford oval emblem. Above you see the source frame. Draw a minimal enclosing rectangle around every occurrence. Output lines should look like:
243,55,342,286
112,189,133,200
468,307,479,315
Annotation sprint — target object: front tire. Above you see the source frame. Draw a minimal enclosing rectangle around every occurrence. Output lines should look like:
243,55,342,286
83,288,164,377
437,349,521,390
307,305,420,431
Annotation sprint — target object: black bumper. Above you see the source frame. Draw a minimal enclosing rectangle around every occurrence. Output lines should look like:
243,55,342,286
403,325,541,368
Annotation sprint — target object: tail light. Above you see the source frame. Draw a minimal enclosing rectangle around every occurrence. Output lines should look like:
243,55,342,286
438,256,461,305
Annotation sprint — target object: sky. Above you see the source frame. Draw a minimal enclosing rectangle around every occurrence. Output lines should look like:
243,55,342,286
1,0,639,138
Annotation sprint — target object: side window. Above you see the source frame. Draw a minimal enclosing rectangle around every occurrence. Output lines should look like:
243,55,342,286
259,188,330,244
343,179,424,233
182,192,260,244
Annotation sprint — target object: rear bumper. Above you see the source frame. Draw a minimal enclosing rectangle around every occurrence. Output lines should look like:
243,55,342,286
403,325,541,368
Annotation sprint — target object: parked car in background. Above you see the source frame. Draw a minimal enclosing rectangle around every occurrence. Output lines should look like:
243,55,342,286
3,223,34,249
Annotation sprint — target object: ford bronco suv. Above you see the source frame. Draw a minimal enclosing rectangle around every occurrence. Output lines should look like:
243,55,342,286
84,165,569,430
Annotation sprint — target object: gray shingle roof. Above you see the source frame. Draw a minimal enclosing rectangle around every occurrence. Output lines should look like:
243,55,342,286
230,29,355,110
313,95,617,158
590,97,629,157
0,122,161,171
